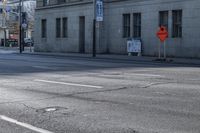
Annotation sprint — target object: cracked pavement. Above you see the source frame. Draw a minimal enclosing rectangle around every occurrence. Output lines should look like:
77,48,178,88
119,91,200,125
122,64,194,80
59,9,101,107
0,52,200,133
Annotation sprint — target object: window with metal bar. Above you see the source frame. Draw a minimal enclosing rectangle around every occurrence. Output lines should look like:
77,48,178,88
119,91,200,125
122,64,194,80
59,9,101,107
172,10,182,38
57,0,66,4
62,17,68,38
43,0,49,6
123,14,130,38
133,13,141,38
159,11,168,30
41,19,47,38
56,18,61,38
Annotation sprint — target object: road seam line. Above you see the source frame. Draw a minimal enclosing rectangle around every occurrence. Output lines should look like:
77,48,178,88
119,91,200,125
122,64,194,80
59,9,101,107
130,73,163,77
32,66,58,70
34,79,103,89
0,115,53,133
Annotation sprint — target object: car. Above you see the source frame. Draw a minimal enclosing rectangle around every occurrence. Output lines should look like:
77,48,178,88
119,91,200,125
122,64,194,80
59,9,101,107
24,38,34,46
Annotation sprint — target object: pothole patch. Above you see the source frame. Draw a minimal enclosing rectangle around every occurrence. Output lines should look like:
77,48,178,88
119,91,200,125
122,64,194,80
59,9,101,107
36,106,68,113
45,108,57,112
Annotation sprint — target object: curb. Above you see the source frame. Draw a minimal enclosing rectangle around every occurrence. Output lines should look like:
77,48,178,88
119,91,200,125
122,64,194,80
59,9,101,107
19,52,200,66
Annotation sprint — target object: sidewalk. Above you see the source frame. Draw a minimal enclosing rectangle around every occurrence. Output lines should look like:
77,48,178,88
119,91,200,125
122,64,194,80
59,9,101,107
1,46,200,65
24,50,200,66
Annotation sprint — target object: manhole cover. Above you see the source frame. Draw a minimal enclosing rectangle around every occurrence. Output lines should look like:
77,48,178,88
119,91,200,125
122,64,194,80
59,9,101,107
36,106,68,113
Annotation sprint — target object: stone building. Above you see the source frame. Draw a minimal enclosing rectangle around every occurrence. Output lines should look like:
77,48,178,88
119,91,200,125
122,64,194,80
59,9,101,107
34,0,200,58
0,4,19,46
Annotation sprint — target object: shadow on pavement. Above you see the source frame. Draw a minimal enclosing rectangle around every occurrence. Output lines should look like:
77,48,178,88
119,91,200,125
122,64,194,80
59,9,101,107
0,52,199,76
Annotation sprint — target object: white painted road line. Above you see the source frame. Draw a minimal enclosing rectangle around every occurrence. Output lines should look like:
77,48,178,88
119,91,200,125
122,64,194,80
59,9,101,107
35,79,103,89
0,115,54,133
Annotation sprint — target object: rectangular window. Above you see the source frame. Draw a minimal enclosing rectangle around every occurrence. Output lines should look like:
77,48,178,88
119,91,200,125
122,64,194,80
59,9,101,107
43,0,49,6
56,18,61,38
62,17,68,38
41,19,47,38
133,13,141,38
0,9,3,14
15,16,19,21
123,14,130,38
159,11,168,29
57,0,65,4
172,10,182,38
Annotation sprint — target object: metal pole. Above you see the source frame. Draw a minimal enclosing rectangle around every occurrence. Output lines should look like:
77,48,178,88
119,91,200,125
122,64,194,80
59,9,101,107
92,0,96,57
158,42,161,59
3,29,6,47
19,0,22,53
22,0,25,51
93,19,96,57
2,0,7,48
164,40,166,59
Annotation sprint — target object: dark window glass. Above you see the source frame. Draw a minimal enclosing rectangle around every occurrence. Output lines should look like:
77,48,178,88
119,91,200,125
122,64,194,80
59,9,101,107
56,18,61,38
133,13,141,38
41,19,47,38
62,17,68,38
172,10,182,38
43,0,49,6
0,9,3,14
159,11,168,30
123,14,130,38
57,0,65,4
15,16,19,21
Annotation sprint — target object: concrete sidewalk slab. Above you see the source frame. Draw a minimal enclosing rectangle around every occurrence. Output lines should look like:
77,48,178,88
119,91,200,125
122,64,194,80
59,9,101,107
1,46,200,66
23,51,200,66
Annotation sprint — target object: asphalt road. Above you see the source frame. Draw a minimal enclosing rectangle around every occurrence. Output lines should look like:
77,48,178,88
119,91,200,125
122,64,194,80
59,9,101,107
0,52,200,133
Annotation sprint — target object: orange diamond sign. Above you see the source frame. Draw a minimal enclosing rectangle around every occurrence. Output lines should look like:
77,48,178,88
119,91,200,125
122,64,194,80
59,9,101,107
157,26,168,42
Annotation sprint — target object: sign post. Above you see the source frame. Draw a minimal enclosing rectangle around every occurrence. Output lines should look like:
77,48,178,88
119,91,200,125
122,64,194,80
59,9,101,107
164,40,166,59
93,0,103,57
156,26,168,60
158,41,161,59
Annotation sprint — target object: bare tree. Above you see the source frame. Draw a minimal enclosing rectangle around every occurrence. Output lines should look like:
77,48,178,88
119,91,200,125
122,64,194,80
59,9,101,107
23,1,36,30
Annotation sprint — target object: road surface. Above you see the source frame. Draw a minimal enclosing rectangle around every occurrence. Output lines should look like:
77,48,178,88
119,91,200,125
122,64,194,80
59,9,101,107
0,52,200,133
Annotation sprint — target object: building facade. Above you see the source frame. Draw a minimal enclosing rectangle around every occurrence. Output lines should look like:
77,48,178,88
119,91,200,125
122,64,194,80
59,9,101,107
34,0,200,58
0,4,19,46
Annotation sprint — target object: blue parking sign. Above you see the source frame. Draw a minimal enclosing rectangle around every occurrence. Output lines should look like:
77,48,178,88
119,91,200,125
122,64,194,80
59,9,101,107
96,0,103,21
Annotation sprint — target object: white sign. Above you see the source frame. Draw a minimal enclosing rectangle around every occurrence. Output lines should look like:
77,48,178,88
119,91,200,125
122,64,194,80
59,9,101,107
96,0,103,21
127,39,141,53
22,23,27,29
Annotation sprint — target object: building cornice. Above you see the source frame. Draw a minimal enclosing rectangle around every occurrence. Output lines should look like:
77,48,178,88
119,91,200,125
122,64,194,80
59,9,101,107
36,0,192,10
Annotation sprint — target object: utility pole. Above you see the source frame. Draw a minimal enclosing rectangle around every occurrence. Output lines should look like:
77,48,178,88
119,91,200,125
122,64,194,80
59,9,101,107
19,0,22,53
21,12,27,51
92,0,96,57
2,0,7,48
21,0,25,51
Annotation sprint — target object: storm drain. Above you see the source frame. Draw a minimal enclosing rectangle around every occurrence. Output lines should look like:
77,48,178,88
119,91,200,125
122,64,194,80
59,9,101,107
36,106,68,113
